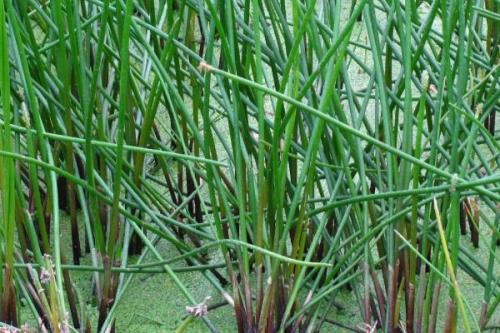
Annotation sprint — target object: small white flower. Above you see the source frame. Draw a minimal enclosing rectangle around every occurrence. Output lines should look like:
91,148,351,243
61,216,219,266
39,268,52,284
186,296,212,317
357,320,378,333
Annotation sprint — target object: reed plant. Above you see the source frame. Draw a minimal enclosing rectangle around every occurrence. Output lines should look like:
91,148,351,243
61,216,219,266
0,0,498,332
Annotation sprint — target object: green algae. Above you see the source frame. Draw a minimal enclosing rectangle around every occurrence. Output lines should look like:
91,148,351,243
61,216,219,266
16,196,499,332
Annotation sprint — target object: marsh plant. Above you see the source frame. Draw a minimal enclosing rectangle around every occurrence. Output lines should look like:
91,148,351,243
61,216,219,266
0,0,499,332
